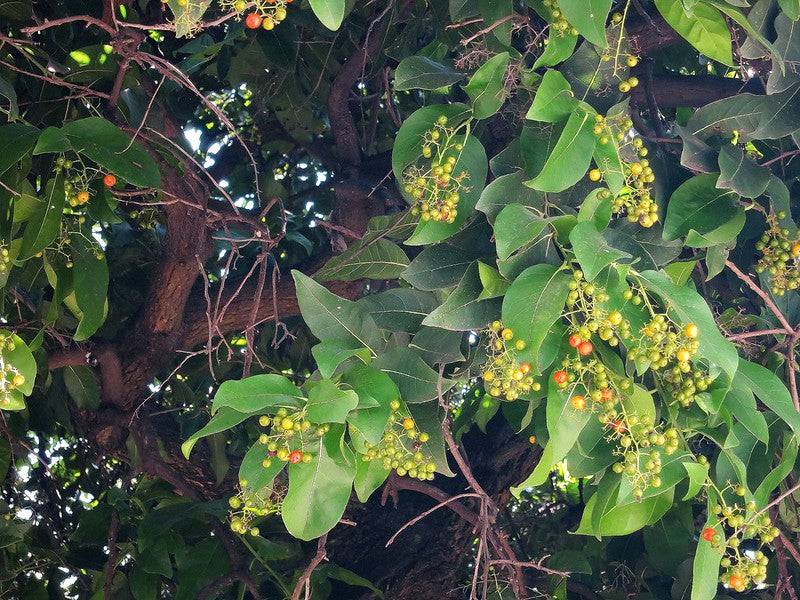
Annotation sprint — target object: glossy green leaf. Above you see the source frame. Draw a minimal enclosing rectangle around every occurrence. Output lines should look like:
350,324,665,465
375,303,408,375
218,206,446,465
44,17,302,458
570,221,630,281
737,358,800,435
373,347,455,404
282,428,356,540
526,70,576,122
663,173,739,241
307,379,359,423
559,0,612,47
394,56,463,91
19,175,65,260
423,262,502,330
315,238,409,282
654,0,733,65
211,374,304,415
308,0,346,30
526,109,597,192
464,52,510,119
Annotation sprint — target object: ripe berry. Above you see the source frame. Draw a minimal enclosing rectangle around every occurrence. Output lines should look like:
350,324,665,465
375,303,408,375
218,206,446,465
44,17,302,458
553,370,568,384
702,527,715,542
77,191,90,204
728,574,745,590
402,417,415,430
288,450,302,464
578,340,593,356
684,323,699,339
568,334,582,348
570,395,586,410
103,174,116,187
245,12,262,28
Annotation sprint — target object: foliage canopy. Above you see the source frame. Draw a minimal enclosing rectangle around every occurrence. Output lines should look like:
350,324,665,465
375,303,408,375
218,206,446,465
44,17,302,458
1,0,800,599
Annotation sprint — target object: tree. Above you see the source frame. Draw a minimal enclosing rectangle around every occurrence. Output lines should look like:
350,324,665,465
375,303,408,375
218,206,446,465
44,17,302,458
1,0,800,598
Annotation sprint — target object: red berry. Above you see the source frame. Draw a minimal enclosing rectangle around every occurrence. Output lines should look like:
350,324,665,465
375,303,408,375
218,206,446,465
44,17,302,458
600,388,614,402
103,173,116,188
288,450,302,464
553,370,568,384
609,420,625,433
245,12,263,29
702,527,715,542
568,334,582,348
578,340,593,356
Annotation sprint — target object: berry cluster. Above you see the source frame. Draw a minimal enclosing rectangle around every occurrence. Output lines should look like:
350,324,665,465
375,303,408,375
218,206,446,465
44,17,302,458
565,269,632,347
404,116,469,224
481,321,540,401
542,0,579,36
54,156,117,208
0,335,25,410
628,316,699,373
661,365,713,408
704,496,779,591
755,212,800,295
552,355,629,411
256,409,325,465
607,418,679,498
362,400,436,480
228,482,283,536
590,115,658,228
228,0,292,30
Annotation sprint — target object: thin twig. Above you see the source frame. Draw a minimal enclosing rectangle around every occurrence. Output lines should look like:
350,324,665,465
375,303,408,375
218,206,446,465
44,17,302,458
291,535,328,600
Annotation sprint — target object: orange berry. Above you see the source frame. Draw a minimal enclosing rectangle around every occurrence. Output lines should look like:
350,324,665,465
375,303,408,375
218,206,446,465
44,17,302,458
702,527,715,542
103,173,116,188
568,334,582,348
578,340,593,356
600,388,613,402
288,450,302,464
245,12,262,28
570,395,586,410
402,417,414,430
553,370,568,384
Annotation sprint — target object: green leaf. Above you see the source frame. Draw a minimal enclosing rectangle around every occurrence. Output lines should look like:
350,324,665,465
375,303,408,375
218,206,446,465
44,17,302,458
779,0,800,19
315,238,408,282
637,270,738,378
63,365,101,410
515,384,594,489
309,0,346,30
354,454,390,502
559,0,612,47
476,170,544,222
409,326,465,366
41,118,160,188
684,209,745,248
292,270,380,354
211,374,304,414
282,428,356,540
737,358,800,435
19,175,65,260
423,262,502,330
533,31,577,69
342,363,396,445
307,379,359,423
653,0,733,65
358,289,438,334
71,233,109,341
717,145,771,198
663,173,739,241
238,442,284,495
570,221,630,281
464,52,510,119
373,347,455,403
604,222,682,271
526,108,598,192
502,264,571,369
683,461,709,500
182,407,255,458
527,70,577,123
403,242,481,291
691,497,723,600
754,434,798,506
311,341,370,379
0,123,37,177
394,56,463,91
687,84,800,141
493,204,549,261
725,378,769,444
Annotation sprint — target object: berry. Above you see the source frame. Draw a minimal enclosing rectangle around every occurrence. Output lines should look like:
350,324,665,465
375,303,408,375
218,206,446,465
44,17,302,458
402,417,414,430
553,370,568,384
702,527,716,542
570,395,586,410
588,168,602,182
288,450,302,464
577,340,593,356
568,334,582,348
683,323,699,339
245,13,262,28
